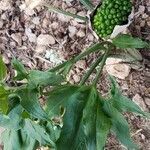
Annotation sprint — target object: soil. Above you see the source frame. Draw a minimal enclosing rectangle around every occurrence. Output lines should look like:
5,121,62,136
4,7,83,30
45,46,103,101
0,0,150,150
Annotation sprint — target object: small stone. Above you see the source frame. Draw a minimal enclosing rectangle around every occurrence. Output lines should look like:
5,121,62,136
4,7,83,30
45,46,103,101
49,22,59,29
11,33,22,45
132,94,147,111
75,60,86,69
147,21,150,27
77,29,85,37
73,74,80,83
145,97,150,106
35,45,46,54
0,0,12,11
140,20,145,27
87,34,94,41
1,13,7,20
141,134,145,140
142,13,149,19
32,17,40,25
0,20,4,28
25,27,37,43
10,41,16,47
106,58,131,79
24,8,35,16
2,54,10,64
68,26,77,37
57,13,71,22
37,34,55,45
25,0,43,9
42,18,49,28
45,50,64,65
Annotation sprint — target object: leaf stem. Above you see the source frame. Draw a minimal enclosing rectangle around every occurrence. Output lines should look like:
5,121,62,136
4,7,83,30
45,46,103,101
49,42,107,72
73,43,107,63
79,0,95,11
80,54,104,85
93,48,110,86
47,6,88,22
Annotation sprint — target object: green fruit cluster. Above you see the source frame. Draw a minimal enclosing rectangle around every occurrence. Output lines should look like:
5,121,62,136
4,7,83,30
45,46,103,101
92,0,132,37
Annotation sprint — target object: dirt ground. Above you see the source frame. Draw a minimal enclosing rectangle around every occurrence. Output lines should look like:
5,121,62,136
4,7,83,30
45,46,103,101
0,0,150,149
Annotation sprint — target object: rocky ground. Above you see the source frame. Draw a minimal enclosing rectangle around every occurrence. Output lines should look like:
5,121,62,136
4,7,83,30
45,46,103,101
0,0,150,149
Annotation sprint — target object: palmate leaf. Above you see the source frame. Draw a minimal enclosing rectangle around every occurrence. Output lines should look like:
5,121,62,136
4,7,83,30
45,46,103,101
103,101,137,149
1,129,38,150
46,86,112,150
109,76,150,118
112,34,149,49
46,85,90,149
0,104,23,130
17,88,49,121
46,85,83,117
27,70,63,89
22,119,55,148
46,85,90,150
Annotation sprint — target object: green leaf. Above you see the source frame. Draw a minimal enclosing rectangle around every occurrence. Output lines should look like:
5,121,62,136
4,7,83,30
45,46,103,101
82,87,97,149
103,101,137,149
96,97,112,150
0,56,7,81
46,85,90,150
45,121,61,142
126,48,142,61
0,104,23,130
109,76,150,118
12,58,28,80
79,0,95,11
46,85,81,117
0,85,8,114
1,129,38,150
18,88,49,121
56,87,90,150
22,119,55,148
112,34,149,49
28,70,63,89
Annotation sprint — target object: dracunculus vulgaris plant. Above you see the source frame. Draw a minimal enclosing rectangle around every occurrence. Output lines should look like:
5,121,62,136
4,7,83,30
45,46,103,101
0,0,150,150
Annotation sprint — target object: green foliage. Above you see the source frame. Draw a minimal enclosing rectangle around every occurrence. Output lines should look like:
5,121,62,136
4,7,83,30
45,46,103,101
92,0,132,37
0,56,7,81
17,88,49,121
112,34,150,49
0,0,150,149
0,85,9,114
1,129,38,150
27,70,63,89
0,34,150,150
0,31,150,150
12,58,28,80
79,0,95,11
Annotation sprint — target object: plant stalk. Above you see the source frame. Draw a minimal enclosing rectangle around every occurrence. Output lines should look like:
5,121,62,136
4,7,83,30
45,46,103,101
49,42,107,72
47,6,88,22
80,54,104,85
93,48,110,86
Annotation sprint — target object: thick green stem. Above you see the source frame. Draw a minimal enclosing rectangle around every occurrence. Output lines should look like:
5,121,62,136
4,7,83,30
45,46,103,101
80,54,104,85
49,42,107,72
93,49,110,86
